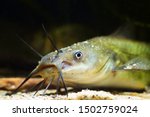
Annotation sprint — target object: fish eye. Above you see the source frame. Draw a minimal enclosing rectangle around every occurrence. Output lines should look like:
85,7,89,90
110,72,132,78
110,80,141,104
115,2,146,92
74,51,83,60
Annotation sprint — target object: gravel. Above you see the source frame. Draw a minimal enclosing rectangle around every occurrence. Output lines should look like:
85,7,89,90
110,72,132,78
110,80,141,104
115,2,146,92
0,89,150,100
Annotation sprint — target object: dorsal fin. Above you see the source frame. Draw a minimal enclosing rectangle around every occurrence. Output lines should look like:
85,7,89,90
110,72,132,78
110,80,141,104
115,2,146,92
111,23,136,39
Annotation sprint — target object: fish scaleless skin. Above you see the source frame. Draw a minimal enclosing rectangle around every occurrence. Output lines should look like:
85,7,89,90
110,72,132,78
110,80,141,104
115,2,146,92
12,36,150,94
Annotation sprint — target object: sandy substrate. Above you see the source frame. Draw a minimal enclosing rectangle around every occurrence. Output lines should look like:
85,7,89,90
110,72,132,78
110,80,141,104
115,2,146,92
0,77,150,100
0,89,150,100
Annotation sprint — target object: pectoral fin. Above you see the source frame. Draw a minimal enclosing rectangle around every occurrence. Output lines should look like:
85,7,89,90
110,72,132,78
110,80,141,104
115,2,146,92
116,57,150,70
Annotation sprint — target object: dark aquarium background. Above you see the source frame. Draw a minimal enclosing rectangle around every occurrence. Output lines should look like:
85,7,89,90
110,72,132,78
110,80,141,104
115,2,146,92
0,0,150,76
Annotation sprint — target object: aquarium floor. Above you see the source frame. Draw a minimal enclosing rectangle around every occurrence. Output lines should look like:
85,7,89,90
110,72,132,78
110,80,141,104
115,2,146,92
0,77,150,100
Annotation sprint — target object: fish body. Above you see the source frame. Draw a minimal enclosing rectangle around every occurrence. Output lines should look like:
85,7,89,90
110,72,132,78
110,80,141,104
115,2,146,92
11,36,150,95
30,36,150,91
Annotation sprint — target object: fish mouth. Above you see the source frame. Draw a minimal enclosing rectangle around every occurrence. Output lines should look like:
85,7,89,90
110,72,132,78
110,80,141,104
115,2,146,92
11,61,72,96
30,64,57,77
31,60,72,77
28,61,70,95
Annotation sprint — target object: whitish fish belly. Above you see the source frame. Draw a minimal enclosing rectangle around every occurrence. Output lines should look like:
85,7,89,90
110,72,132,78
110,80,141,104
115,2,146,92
63,71,146,90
